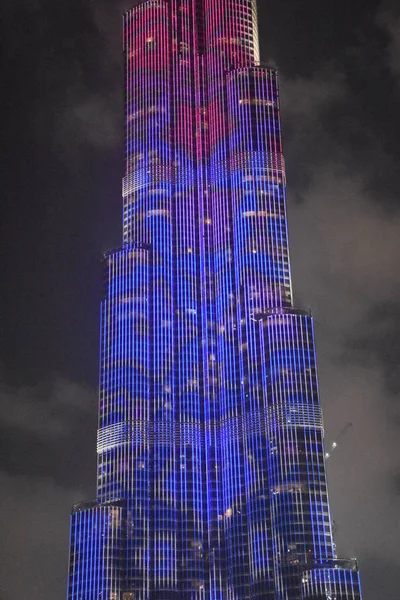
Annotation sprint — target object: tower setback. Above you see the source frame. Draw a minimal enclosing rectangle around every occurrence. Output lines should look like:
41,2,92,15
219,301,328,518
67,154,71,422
67,2,363,600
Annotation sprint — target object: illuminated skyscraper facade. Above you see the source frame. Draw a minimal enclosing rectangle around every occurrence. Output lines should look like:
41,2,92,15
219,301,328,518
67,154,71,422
67,2,363,599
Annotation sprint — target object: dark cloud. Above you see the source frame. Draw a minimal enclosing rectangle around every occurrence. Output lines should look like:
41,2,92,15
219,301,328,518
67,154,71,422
279,69,349,196
0,375,97,487
1,0,123,156
0,376,94,437
392,470,400,496
360,555,400,600
0,377,95,600
57,89,121,149
347,301,400,399
378,9,400,80
0,472,83,600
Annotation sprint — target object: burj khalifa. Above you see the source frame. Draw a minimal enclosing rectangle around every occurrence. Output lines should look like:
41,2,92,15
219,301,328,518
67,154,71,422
67,2,363,599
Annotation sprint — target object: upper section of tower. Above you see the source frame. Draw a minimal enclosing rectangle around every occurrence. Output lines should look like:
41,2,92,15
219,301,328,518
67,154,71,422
123,0,260,65
203,0,260,67
122,0,262,188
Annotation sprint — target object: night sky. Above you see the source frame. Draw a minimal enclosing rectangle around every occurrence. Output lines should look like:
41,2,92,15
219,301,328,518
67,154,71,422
1,0,400,598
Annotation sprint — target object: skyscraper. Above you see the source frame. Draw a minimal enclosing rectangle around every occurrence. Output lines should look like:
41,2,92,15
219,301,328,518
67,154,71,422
67,2,363,599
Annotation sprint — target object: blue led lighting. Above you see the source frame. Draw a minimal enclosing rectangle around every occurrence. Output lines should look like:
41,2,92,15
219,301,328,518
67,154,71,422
66,2,363,600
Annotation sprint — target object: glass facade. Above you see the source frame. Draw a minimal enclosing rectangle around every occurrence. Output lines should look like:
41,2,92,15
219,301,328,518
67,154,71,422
67,2,363,599
68,502,125,600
